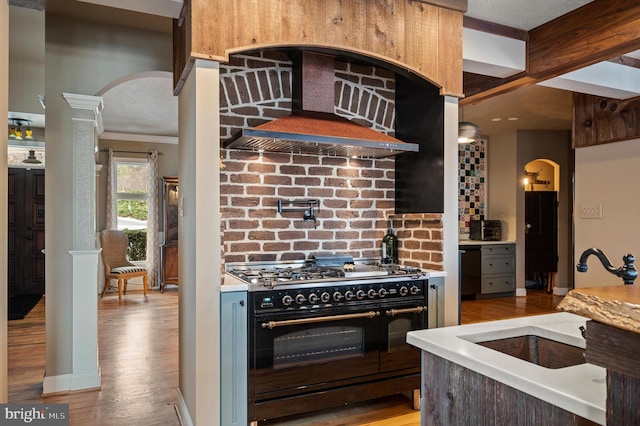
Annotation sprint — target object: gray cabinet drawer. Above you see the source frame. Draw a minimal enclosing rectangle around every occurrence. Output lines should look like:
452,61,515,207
482,256,515,274
482,275,515,294
481,245,514,255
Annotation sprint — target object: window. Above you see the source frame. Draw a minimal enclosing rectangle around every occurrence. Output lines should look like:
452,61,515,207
113,158,149,260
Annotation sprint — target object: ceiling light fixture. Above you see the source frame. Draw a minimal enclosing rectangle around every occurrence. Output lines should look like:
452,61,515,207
458,122,481,144
9,118,34,141
23,149,42,165
458,108,481,144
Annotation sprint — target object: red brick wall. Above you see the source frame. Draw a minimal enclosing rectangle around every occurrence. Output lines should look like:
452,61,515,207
220,52,443,269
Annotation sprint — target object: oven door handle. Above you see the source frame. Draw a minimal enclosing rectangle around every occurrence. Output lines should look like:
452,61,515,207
385,306,427,317
261,311,380,329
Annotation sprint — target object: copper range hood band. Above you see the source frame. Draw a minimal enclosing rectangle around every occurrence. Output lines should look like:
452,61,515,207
224,52,419,159
225,127,418,159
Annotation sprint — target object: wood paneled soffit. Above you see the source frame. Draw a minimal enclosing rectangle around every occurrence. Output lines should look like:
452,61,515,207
461,0,640,106
573,93,640,148
173,0,464,96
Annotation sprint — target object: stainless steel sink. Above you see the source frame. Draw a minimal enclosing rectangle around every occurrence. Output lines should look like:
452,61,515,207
476,335,585,369
459,326,586,369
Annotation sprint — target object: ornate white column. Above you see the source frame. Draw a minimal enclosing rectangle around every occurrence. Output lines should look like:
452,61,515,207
47,93,103,392
63,93,103,250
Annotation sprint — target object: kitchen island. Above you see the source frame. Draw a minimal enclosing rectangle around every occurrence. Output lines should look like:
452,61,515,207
407,312,605,425
558,284,640,425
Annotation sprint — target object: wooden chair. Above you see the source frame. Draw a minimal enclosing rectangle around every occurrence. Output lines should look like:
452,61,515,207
100,230,147,300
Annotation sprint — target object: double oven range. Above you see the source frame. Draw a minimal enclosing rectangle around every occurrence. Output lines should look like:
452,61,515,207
226,255,429,423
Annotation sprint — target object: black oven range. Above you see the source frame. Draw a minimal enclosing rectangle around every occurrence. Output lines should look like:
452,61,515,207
226,255,430,424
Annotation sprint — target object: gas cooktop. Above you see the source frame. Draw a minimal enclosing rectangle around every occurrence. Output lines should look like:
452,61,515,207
226,255,426,288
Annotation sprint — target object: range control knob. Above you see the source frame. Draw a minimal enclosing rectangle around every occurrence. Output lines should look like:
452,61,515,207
320,292,331,303
344,290,355,301
333,291,344,302
410,285,420,295
399,286,409,296
282,295,293,306
356,290,366,300
378,288,388,298
308,293,319,304
367,289,377,299
295,294,307,305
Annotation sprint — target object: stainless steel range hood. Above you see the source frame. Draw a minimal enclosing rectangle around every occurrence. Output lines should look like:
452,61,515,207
224,52,419,159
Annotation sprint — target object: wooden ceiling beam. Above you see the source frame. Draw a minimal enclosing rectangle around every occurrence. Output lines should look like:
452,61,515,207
461,0,640,106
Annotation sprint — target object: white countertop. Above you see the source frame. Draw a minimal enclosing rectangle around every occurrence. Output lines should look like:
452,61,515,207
220,273,249,292
459,240,516,246
407,312,606,425
424,269,446,278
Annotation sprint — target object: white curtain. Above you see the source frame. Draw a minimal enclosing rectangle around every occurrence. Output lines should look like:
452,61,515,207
105,148,117,230
146,151,160,289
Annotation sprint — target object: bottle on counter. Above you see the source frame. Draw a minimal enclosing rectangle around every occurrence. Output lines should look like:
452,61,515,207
381,223,398,264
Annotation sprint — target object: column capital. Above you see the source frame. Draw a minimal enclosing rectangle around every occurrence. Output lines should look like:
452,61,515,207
62,93,104,134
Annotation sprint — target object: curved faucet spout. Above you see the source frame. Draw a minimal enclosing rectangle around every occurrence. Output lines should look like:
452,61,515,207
576,248,638,285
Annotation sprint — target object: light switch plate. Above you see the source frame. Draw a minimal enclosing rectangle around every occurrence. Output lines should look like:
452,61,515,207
581,204,602,219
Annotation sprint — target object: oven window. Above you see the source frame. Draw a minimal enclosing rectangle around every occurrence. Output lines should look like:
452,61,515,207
273,326,364,369
388,318,412,353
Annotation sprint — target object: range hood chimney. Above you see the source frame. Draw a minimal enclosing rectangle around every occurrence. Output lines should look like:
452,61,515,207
224,51,419,158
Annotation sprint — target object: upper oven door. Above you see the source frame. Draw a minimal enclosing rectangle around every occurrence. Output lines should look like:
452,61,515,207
251,306,380,397
379,299,427,373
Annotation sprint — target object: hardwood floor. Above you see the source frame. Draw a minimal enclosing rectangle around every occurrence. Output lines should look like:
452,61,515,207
8,289,180,426
7,289,563,425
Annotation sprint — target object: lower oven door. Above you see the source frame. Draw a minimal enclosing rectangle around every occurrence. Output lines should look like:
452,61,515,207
251,307,380,397
379,300,427,373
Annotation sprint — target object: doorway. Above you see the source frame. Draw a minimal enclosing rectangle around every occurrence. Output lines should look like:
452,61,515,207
8,167,45,296
523,160,558,292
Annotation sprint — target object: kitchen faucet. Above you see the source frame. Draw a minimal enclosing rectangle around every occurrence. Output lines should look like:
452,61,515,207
576,248,638,285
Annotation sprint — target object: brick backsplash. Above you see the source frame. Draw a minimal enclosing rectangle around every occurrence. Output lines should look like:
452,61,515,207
219,51,443,270
221,149,443,269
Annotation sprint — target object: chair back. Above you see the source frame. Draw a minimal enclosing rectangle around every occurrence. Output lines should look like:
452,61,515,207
100,230,133,271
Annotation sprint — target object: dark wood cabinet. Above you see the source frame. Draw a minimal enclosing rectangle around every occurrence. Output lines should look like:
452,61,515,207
161,177,179,291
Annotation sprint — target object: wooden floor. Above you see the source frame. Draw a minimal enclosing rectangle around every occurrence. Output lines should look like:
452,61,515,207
8,289,563,426
8,289,180,426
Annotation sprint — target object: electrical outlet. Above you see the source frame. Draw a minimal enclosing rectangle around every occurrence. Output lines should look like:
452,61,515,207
581,204,603,219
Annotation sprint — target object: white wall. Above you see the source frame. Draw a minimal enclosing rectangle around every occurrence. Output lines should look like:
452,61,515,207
9,6,44,115
487,130,518,241
1,0,10,404
176,60,221,425
443,96,460,326
574,138,640,288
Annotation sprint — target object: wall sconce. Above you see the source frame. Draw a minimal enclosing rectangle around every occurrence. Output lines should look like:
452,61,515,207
523,169,550,191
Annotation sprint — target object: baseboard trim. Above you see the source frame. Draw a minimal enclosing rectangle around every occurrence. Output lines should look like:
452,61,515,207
553,287,570,296
176,388,194,426
42,371,101,395
515,288,527,297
